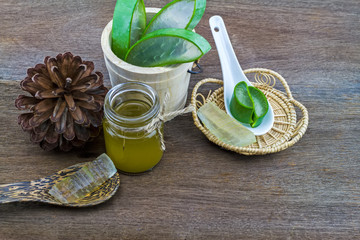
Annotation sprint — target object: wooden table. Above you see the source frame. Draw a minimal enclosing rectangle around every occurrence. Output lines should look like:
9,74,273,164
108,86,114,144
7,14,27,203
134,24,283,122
1,0,359,239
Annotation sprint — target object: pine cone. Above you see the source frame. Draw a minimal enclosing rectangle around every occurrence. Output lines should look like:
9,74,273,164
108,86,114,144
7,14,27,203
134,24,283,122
15,52,108,151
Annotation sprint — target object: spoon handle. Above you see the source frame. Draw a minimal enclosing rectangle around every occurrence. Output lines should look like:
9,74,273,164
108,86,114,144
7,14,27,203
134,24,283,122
0,181,38,204
209,15,250,85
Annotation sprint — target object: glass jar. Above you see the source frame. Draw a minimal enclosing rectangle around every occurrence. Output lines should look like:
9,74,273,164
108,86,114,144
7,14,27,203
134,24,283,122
103,82,163,174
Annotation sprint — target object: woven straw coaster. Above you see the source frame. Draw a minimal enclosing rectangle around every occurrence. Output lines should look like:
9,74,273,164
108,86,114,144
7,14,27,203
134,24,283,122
191,68,309,155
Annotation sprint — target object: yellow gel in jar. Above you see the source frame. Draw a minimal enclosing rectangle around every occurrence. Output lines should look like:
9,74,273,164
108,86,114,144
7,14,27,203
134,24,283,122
103,82,163,174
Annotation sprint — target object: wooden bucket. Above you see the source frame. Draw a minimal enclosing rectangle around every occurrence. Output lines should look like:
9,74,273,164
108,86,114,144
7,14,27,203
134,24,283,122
101,8,194,113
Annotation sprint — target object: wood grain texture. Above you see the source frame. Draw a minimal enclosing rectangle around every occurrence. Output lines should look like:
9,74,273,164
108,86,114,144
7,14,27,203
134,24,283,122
0,0,359,239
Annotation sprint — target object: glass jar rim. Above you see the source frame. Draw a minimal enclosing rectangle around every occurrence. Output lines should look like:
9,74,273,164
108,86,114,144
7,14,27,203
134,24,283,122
104,82,160,127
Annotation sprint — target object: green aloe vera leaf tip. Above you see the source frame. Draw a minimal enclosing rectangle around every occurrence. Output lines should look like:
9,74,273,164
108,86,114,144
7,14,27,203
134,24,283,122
112,0,146,60
143,0,206,35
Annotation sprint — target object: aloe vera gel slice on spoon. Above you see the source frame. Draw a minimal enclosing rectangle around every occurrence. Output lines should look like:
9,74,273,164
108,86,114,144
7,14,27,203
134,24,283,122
112,0,146,59
230,81,254,124
248,86,269,128
49,153,117,204
230,81,269,128
143,0,206,35
209,15,274,135
125,28,211,67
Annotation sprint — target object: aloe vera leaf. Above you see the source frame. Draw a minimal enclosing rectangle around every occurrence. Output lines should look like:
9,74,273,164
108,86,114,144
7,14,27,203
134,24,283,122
197,102,256,147
230,81,254,124
112,0,146,60
248,86,269,128
143,0,206,35
125,28,211,67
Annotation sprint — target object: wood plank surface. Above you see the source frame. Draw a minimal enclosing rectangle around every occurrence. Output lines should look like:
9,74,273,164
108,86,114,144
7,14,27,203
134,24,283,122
0,0,359,239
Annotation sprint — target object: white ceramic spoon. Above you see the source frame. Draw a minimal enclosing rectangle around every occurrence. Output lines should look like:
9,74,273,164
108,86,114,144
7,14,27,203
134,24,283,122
209,15,274,136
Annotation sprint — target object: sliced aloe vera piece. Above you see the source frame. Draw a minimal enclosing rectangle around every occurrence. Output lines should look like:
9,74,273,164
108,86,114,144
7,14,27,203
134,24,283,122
248,86,269,128
143,0,206,35
49,154,117,203
112,0,146,60
197,102,256,147
125,28,211,67
230,81,254,124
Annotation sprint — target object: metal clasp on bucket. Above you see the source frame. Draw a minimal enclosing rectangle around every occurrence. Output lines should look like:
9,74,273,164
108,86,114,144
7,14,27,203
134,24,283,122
188,60,203,74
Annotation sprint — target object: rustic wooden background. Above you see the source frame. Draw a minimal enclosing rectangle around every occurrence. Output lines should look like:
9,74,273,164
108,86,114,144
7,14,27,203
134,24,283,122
1,0,359,239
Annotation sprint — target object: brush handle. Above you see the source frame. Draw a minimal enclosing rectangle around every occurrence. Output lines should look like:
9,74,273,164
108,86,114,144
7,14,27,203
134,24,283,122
0,181,40,204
